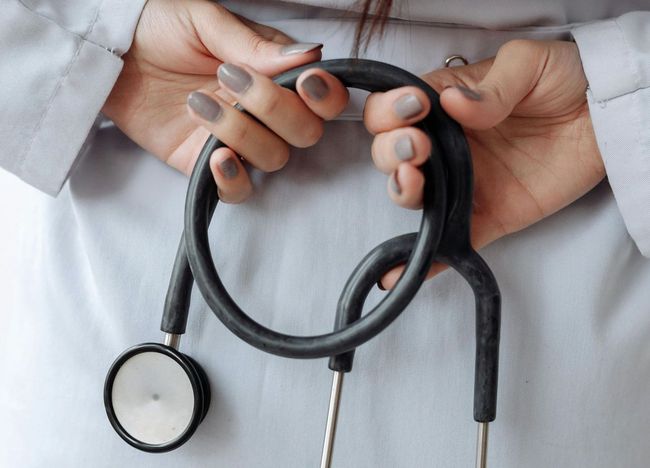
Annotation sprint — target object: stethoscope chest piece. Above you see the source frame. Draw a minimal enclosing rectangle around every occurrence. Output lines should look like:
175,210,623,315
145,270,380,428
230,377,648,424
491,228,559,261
104,343,210,452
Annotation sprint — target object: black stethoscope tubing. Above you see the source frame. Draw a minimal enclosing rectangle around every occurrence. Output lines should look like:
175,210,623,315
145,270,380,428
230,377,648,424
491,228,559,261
162,59,500,423
105,59,501,457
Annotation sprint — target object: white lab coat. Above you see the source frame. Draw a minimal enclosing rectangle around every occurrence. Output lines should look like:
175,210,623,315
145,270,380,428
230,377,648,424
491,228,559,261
1,1,649,467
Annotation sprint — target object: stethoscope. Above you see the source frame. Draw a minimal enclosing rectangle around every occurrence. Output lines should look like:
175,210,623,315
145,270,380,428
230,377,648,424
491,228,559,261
103,59,501,468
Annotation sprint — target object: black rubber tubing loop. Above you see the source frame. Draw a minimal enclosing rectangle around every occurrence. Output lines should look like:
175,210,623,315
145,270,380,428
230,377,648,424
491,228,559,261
161,59,500,422
182,59,448,358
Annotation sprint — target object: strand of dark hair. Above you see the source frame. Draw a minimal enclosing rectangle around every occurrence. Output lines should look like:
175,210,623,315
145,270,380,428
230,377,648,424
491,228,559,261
352,0,393,57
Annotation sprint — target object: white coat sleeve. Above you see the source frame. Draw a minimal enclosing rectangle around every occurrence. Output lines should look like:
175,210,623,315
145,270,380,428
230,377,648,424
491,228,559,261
0,0,147,196
572,12,650,256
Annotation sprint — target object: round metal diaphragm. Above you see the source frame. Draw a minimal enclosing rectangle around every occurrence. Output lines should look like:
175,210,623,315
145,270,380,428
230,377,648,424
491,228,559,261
104,343,208,452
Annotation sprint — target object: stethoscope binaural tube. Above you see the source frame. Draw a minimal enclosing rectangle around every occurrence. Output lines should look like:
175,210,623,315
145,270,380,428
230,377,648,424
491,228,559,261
108,59,501,465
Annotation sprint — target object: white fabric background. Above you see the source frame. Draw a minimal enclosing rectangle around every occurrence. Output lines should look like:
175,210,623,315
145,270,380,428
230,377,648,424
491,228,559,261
572,13,650,255
1,1,650,467
0,0,146,194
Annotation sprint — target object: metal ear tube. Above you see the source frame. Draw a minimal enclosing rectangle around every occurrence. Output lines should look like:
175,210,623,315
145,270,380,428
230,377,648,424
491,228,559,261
104,59,501,467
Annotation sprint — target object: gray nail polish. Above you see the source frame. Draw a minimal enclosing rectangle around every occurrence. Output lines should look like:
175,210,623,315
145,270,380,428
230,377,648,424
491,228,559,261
281,42,323,56
301,75,329,101
455,85,481,101
220,158,238,180
187,91,223,122
395,135,414,161
218,63,253,94
394,94,423,120
390,173,401,195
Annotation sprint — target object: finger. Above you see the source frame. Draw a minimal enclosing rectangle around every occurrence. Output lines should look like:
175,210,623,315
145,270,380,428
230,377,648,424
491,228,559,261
191,3,323,75
217,63,324,148
210,147,253,203
296,69,350,121
387,163,425,210
378,262,448,291
371,127,431,174
377,203,502,290
234,14,294,45
439,39,548,130
420,59,493,94
187,90,289,172
166,126,214,176
364,86,431,134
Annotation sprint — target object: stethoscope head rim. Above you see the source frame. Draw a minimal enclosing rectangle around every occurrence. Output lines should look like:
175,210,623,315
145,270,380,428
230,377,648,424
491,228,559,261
103,343,209,453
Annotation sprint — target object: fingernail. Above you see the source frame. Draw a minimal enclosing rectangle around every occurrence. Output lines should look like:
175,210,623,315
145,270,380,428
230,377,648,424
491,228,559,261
394,135,414,161
389,172,401,195
455,85,481,101
187,91,223,122
377,280,386,291
394,94,423,120
218,63,253,94
281,42,323,56
219,157,238,180
301,74,329,101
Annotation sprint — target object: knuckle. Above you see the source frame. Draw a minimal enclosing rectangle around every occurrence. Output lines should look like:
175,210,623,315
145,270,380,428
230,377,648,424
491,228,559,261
229,120,250,144
258,91,281,116
246,34,268,59
294,121,323,148
362,96,381,134
217,187,233,203
422,72,449,93
229,189,253,204
363,112,381,135
195,2,225,25
499,39,543,58
370,135,381,161
209,2,226,19
372,132,388,155
365,122,381,135
500,39,529,54
409,132,431,162
262,144,290,172
490,81,509,106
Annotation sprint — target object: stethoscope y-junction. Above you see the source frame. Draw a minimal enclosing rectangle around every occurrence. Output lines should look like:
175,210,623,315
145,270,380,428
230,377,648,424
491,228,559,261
104,59,501,468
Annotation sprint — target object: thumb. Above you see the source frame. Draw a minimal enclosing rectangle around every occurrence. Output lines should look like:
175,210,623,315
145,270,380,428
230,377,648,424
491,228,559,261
439,40,548,130
192,3,322,76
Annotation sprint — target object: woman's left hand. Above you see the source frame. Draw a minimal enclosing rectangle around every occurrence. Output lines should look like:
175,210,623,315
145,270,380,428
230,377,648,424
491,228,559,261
368,39,605,288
